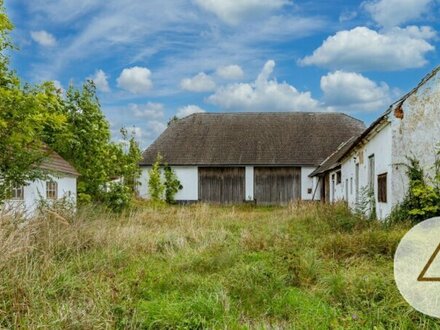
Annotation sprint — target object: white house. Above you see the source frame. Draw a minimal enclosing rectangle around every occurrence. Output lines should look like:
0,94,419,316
139,112,365,204
310,66,440,220
2,149,79,217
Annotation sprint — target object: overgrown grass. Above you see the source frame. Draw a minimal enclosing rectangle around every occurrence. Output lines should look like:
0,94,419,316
0,202,439,329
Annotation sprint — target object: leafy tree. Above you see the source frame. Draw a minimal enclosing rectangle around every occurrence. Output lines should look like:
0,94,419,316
148,154,164,202
0,4,65,204
119,128,142,193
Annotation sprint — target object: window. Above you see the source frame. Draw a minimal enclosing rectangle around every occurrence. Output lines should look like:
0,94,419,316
11,185,24,200
46,181,58,200
368,154,375,191
336,171,342,185
378,173,387,203
350,177,353,195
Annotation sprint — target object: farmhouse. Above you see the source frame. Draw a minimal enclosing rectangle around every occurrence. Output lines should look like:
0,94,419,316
139,112,365,204
3,149,79,217
311,66,440,220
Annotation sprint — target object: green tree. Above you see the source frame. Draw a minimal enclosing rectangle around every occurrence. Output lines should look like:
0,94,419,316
148,154,165,202
0,3,65,204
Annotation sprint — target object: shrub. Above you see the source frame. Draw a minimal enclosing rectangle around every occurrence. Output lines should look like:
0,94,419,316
164,165,183,204
148,154,183,204
101,182,132,213
390,157,440,223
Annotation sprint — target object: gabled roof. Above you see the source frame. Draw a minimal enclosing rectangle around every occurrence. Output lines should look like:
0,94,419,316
40,147,80,177
141,112,366,166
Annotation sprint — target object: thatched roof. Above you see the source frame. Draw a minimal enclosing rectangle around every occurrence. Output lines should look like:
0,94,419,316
141,112,366,166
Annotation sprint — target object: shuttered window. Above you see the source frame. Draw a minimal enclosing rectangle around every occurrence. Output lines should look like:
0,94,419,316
378,173,387,203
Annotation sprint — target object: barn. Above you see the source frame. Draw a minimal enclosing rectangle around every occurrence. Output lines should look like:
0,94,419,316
139,112,365,204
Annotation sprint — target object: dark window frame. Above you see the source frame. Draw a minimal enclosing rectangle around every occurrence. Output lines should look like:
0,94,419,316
378,173,387,203
11,185,24,200
46,181,58,200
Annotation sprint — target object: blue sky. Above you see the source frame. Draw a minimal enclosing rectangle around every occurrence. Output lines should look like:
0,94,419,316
5,0,440,147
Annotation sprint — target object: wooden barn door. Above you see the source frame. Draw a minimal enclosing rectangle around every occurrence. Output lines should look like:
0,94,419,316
198,167,245,204
254,167,301,205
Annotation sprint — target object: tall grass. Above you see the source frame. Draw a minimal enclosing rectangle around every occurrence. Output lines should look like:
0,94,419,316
0,202,439,329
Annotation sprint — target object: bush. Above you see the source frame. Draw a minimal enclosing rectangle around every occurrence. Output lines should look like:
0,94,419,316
148,154,182,204
391,157,440,223
101,182,132,213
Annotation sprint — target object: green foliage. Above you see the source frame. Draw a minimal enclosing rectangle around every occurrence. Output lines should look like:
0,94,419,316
148,154,165,202
390,157,440,223
354,186,376,220
101,182,132,213
164,165,183,204
0,5,66,204
44,82,142,206
148,154,183,204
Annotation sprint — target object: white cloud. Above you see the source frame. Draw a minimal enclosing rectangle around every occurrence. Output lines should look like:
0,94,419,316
176,105,206,118
216,65,244,80
321,71,392,113
363,0,433,27
299,26,435,71
208,60,321,112
180,72,216,92
194,0,289,25
131,102,164,119
117,66,153,94
90,69,110,92
147,120,167,136
30,30,56,47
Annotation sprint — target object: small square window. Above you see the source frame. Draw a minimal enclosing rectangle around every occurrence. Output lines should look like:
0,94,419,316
11,185,24,200
307,188,313,194
46,181,58,200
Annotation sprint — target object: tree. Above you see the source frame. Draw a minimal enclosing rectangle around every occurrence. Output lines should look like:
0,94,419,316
0,3,66,204
148,154,165,202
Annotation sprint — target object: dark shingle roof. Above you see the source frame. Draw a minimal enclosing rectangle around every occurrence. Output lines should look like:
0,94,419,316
141,112,366,166
40,147,80,177
309,136,359,177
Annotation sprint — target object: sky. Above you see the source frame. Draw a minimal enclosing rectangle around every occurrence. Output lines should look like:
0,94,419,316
5,0,440,147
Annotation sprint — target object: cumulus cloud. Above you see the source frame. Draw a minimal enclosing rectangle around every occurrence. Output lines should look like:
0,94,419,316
299,26,435,71
363,0,433,27
216,65,244,80
117,66,153,94
208,60,321,112
176,105,206,118
194,0,288,25
89,69,110,92
321,71,393,113
30,30,56,47
180,72,216,92
131,102,164,119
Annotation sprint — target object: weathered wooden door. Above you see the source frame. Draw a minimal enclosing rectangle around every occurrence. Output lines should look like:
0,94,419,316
254,167,301,205
198,167,245,204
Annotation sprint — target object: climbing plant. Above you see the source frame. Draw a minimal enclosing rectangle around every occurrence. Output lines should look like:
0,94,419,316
390,156,440,223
